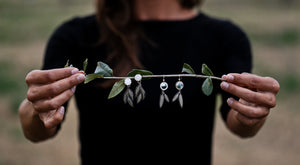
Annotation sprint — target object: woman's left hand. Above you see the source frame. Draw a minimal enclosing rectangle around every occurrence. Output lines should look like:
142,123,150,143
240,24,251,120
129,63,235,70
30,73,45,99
220,73,280,128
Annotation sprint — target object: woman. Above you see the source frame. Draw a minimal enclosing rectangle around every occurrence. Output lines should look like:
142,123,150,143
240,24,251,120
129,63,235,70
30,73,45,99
19,0,280,164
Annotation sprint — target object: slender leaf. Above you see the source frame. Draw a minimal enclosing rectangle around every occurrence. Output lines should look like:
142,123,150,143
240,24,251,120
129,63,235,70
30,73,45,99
137,94,142,104
172,91,180,102
94,61,113,77
164,93,169,103
128,88,134,100
127,97,134,107
179,94,183,108
159,94,164,108
202,64,214,76
123,90,128,104
83,58,88,72
84,73,103,84
64,60,70,68
182,63,195,74
108,80,125,99
202,77,213,96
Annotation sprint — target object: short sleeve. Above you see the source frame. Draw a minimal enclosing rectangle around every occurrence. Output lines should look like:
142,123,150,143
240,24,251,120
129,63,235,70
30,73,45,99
218,21,252,121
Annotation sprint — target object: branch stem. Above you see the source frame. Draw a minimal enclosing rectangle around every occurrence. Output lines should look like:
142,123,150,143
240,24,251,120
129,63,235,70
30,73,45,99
101,74,225,81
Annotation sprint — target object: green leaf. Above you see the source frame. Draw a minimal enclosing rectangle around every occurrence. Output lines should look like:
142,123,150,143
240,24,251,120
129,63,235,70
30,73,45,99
108,80,125,99
64,60,70,68
202,77,213,96
94,61,113,77
202,64,214,76
182,63,195,74
83,58,88,72
127,69,153,80
84,73,103,84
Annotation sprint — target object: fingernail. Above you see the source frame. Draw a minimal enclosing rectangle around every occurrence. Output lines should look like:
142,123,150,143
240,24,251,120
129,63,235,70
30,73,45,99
59,106,65,114
71,86,76,93
77,74,85,82
71,68,79,75
227,74,234,81
221,82,229,89
227,98,233,105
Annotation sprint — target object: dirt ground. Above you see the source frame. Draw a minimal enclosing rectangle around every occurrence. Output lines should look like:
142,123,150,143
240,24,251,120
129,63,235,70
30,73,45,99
1,1,300,165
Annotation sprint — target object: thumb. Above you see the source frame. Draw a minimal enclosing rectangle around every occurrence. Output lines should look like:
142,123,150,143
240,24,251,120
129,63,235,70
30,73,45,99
39,106,65,129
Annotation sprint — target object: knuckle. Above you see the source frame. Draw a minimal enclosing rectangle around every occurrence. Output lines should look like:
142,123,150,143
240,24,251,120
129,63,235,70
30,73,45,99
243,118,258,127
26,90,34,101
54,113,64,122
48,85,59,95
249,109,260,118
249,77,259,86
47,101,59,110
247,92,257,102
241,72,250,76
250,108,269,118
267,95,277,108
26,88,39,101
44,121,54,129
272,81,280,93
266,77,280,93
32,103,42,112
25,70,37,85
45,71,56,82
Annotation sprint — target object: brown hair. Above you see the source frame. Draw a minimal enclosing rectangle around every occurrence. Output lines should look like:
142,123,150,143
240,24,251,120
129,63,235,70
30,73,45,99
96,0,202,78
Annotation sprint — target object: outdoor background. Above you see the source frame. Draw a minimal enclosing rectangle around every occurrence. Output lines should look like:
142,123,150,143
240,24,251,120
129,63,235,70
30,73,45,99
0,0,299,164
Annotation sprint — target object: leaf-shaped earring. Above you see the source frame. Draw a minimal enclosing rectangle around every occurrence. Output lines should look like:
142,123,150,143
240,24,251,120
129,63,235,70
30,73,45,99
134,74,146,104
123,78,134,107
172,77,184,108
159,77,169,108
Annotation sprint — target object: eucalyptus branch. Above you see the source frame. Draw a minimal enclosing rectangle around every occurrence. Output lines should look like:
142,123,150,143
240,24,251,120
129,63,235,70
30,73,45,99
66,59,225,105
101,74,225,81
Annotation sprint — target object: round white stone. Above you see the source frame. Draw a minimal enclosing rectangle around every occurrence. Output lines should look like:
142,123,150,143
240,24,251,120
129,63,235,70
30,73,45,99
124,78,132,86
134,74,142,81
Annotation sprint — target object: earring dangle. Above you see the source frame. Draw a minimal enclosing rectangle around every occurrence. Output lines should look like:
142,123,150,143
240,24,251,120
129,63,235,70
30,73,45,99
172,77,184,108
134,74,146,104
159,77,170,108
123,78,134,107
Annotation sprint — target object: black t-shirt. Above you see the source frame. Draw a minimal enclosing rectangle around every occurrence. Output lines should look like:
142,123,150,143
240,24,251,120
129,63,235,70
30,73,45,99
43,13,252,165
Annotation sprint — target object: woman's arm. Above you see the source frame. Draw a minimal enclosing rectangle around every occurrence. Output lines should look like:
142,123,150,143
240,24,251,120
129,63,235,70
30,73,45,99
19,67,85,142
19,99,61,142
220,73,280,138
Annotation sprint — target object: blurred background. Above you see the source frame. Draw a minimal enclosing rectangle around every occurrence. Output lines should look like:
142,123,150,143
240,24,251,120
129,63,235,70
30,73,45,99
0,0,299,164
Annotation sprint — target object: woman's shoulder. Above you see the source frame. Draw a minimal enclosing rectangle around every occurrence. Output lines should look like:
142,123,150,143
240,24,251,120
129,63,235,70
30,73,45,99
50,14,98,43
55,14,96,33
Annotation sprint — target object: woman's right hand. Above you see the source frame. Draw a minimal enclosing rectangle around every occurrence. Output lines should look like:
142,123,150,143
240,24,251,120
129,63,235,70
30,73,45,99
25,67,85,129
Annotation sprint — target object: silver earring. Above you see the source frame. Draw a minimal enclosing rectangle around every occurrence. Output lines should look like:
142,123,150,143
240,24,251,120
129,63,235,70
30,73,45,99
134,74,145,104
159,77,169,108
172,77,184,108
123,78,134,107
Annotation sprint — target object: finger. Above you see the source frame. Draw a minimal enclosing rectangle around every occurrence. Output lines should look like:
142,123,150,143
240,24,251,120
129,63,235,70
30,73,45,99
235,112,265,127
227,98,270,118
32,87,76,112
27,73,84,101
26,67,79,85
42,106,65,129
221,82,277,108
223,73,280,94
